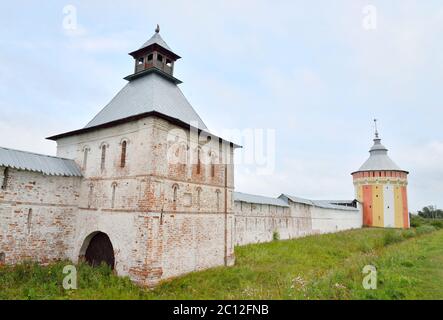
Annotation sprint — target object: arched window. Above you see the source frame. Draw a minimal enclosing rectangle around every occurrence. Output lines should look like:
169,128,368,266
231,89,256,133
120,141,127,168
216,189,221,212
100,145,107,171
111,183,117,209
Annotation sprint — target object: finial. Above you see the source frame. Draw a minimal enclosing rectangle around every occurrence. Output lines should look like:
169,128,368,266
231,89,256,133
373,118,379,139
155,24,160,33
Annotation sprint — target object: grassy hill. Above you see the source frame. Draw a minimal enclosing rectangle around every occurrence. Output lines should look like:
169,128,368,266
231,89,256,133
1,223,443,300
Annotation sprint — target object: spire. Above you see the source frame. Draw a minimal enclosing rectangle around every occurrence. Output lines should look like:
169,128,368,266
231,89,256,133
374,118,379,139
155,24,160,33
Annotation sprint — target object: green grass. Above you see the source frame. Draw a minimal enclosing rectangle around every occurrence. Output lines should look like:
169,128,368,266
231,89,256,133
1,227,443,300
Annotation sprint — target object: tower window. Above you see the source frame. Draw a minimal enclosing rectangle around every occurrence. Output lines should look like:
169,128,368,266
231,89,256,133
83,147,89,170
1,167,9,190
197,148,201,175
101,145,107,171
120,141,127,168
138,57,144,65
216,190,221,212
27,209,32,234
172,184,179,204
210,152,216,178
88,184,94,209
166,59,172,67
157,54,163,62
111,183,117,209
147,54,153,61
196,187,202,209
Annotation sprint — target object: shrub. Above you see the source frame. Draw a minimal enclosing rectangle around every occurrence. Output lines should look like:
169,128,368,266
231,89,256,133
430,220,443,230
410,215,423,228
383,230,403,246
401,229,416,239
416,225,436,235
272,231,280,241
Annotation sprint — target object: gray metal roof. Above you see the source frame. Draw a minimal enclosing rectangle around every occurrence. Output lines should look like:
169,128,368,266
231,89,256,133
139,32,172,52
234,192,289,207
0,147,82,177
279,194,359,211
355,137,405,172
85,72,207,130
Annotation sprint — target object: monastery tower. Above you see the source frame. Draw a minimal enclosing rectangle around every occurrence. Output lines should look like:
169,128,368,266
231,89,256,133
352,121,409,229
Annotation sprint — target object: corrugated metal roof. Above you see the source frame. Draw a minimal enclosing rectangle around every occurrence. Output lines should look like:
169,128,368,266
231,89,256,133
234,192,289,207
0,147,82,177
85,72,207,130
355,137,405,172
279,194,359,211
139,32,173,52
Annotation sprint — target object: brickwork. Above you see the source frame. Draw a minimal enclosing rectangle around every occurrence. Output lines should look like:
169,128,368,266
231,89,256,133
234,199,362,246
0,168,80,264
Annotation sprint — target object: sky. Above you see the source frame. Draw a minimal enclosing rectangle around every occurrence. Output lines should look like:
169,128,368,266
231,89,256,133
1,0,442,211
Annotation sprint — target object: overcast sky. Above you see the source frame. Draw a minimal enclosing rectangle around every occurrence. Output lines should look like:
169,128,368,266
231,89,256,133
1,0,442,211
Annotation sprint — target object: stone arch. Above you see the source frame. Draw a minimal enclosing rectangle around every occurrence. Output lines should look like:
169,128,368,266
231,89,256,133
79,231,115,269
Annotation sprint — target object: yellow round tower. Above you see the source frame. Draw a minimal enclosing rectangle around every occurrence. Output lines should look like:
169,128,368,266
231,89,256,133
352,121,409,229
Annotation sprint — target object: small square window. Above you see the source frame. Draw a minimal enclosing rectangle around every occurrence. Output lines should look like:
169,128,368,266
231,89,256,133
157,54,163,62
138,57,144,65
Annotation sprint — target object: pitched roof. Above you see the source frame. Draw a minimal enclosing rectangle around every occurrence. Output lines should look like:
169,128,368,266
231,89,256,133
279,194,359,211
234,192,289,207
0,147,82,177
354,137,406,173
85,72,207,130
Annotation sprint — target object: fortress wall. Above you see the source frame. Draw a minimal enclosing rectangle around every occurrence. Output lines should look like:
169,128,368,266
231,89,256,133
234,201,294,246
0,168,81,265
310,205,363,235
234,198,363,246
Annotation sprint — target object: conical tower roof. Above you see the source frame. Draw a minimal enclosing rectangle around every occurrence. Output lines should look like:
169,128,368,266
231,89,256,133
353,121,407,173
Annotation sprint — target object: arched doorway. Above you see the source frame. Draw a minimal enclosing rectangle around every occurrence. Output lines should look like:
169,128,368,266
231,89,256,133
81,232,115,269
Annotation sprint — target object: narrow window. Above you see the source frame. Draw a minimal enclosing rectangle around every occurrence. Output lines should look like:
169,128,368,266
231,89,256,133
157,54,163,62
120,141,127,168
27,209,32,234
216,190,221,212
83,148,89,170
210,153,215,178
197,148,201,174
88,184,94,209
166,59,172,67
172,184,179,204
147,54,153,61
111,183,117,209
196,187,202,209
1,167,9,190
138,57,144,65
101,145,106,171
